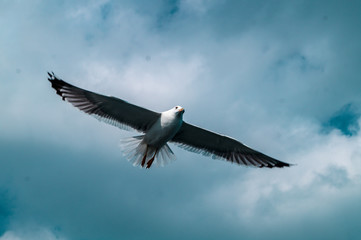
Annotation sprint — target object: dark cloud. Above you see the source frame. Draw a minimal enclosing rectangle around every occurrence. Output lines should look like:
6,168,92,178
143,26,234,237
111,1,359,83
322,103,360,136
100,2,112,21
0,189,12,236
0,139,246,239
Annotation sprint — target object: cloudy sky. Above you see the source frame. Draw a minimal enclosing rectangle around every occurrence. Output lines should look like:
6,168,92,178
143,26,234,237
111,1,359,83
1,0,361,239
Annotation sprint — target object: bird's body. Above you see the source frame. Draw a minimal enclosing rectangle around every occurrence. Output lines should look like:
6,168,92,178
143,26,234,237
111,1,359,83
130,107,184,168
144,107,184,148
48,72,291,169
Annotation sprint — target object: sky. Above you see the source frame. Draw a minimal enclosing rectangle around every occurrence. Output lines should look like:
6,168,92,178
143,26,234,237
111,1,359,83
1,0,361,239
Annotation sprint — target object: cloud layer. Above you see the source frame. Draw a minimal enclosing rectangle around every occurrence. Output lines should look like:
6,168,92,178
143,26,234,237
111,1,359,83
1,0,361,239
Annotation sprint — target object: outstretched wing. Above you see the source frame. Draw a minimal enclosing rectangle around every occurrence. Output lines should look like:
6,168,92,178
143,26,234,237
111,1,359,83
48,72,160,132
171,122,291,168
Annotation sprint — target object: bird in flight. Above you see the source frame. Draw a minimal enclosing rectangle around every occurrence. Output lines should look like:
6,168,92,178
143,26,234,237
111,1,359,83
48,72,291,169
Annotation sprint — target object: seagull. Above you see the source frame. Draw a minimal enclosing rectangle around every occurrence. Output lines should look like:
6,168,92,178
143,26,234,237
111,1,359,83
48,72,291,169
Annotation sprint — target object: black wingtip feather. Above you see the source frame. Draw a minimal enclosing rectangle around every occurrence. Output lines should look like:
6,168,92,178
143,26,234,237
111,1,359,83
47,72,68,101
273,161,292,168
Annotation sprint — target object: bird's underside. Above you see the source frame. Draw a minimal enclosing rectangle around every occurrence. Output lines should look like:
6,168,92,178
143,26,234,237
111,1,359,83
48,72,292,169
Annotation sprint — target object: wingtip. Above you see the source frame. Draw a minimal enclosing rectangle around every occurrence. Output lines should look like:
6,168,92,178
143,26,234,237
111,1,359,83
47,71,55,82
47,72,66,100
276,162,295,168
286,162,297,167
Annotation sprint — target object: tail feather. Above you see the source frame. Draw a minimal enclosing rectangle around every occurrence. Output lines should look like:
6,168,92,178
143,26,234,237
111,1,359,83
157,143,175,166
120,136,175,168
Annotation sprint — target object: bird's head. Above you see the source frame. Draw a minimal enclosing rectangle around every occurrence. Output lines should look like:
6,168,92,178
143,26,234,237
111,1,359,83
163,106,185,120
174,105,185,115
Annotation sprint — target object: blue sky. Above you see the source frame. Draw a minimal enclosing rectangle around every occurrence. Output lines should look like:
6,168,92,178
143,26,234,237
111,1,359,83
1,0,361,239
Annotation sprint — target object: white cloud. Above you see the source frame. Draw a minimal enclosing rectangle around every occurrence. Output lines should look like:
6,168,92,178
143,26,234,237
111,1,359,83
203,118,361,230
0,228,66,240
0,232,22,240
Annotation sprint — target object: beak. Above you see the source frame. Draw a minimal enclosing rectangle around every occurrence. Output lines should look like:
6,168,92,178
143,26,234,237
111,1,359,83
178,108,185,113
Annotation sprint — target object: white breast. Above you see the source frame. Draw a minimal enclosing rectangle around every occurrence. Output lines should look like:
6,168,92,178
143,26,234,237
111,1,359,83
143,110,183,148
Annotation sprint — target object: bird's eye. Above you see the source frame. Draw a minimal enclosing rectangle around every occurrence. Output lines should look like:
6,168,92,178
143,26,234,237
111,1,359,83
175,106,178,109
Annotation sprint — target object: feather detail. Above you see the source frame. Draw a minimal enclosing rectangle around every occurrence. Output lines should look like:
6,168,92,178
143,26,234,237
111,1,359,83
119,136,175,168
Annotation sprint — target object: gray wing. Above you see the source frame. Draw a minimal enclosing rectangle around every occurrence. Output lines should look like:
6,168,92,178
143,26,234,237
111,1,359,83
48,72,160,132
171,122,291,168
